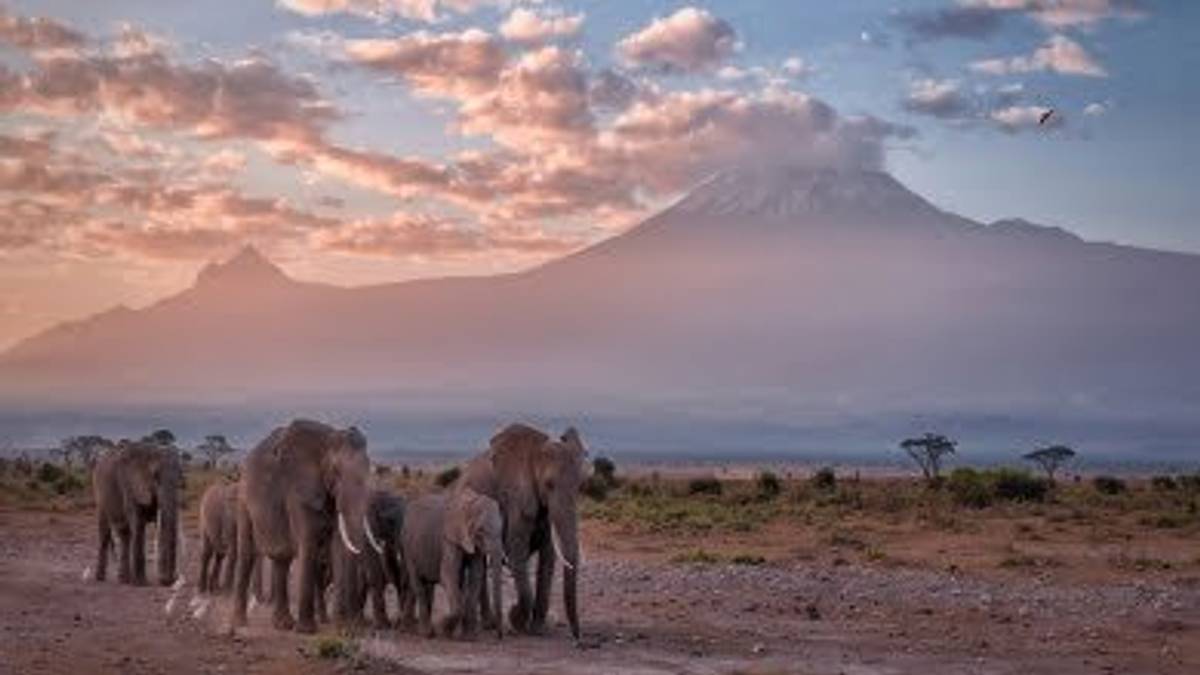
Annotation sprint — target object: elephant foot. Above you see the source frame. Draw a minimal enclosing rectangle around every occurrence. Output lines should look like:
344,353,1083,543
272,612,296,632
230,611,248,629
131,577,148,587
508,605,530,634
295,617,318,634
421,623,436,639
527,620,547,636
373,617,391,631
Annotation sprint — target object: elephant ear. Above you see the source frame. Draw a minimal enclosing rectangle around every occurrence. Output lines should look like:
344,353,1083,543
450,491,479,555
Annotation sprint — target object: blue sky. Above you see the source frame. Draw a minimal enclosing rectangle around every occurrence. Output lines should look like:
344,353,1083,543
0,1,1197,346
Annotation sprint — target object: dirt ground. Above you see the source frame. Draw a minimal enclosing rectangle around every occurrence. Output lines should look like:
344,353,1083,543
1,507,1197,675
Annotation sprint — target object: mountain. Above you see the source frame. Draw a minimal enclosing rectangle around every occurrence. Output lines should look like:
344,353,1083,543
3,166,1199,456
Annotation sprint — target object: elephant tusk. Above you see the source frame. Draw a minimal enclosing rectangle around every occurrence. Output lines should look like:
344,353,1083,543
363,515,384,555
338,511,361,555
551,527,574,571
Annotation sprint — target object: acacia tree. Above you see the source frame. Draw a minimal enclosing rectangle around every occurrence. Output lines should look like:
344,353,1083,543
60,435,114,470
1023,444,1076,483
142,429,176,446
900,433,958,483
195,434,235,469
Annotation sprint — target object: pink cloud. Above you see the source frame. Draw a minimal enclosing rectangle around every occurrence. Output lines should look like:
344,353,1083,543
617,7,737,73
971,34,1107,77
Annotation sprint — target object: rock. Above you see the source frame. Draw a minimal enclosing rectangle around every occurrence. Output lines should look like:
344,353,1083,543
752,643,767,655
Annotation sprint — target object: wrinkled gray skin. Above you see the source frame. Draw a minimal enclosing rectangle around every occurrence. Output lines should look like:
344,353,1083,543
459,424,587,640
231,419,380,634
198,482,237,593
402,489,504,639
92,441,182,586
331,489,408,629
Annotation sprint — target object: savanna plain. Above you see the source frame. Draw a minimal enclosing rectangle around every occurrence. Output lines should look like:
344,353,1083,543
2,457,1198,675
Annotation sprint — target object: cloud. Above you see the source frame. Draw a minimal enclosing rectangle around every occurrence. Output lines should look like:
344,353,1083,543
276,0,516,23
895,0,1147,42
0,8,85,52
617,7,737,73
312,213,583,260
781,57,815,79
893,5,1010,42
343,29,506,99
902,79,971,119
990,104,1062,133
589,68,640,111
499,7,584,45
458,46,594,148
970,34,1106,77
1083,101,1107,116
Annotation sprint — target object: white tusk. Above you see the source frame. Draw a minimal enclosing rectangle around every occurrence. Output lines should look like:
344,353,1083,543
338,511,361,555
551,528,574,571
363,515,384,555
81,566,93,582
249,596,259,613
172,576,185,591
164,594,177,615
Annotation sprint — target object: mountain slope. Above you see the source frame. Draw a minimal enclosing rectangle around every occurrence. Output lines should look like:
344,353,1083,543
2,166,1198,449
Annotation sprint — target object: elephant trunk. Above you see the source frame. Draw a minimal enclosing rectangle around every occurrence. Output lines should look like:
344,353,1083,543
156,481,179,586
550,504,580,640
490,543,505,639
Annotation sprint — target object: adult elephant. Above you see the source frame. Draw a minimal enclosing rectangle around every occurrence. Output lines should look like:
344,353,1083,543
458,423,588,640
92,440,183,586
231,419,383,634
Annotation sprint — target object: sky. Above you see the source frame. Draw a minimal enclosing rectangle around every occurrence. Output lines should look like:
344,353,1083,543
0,0,1196,349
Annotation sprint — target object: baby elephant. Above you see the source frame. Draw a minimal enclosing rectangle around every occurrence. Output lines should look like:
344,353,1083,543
403,488,505,639
198,482,238,594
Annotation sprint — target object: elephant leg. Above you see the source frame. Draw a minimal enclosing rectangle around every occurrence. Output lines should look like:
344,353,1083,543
506,524,534,634
440,548,464,638
115,524,132,584
271,557,295,631
221,548,237,593
132,516,148,585
531,535,555,633
417,581,436,638
252,554,266,602
462,557,484,637
296,544,318,634
400,564,418,631
213,552,226,592
231,513,254,628
95,514,111,582
198,538,213,594
314,551,330,625
478,557,494,630
367,557,389,628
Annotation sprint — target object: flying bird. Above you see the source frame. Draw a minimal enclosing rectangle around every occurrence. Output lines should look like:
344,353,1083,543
1039,108,1055,126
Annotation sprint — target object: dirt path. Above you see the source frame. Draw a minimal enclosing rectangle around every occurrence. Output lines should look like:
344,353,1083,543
1,509,1196,675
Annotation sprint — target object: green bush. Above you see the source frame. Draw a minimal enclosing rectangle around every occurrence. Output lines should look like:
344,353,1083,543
1151,475,1178,491
435,466,462,488
948,468,993,509
811,467,837,492
37,462,64,484
990,468,1049,502
948,468,1048,509
1093,475,1127,495
687,475,723,496
755,470,782,500
593,456,617,486
580,474,611,501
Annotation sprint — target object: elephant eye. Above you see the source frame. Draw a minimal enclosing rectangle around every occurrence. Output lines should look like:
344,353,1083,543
545,478,556,491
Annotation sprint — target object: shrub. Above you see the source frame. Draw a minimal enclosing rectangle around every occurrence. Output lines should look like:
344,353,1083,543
312,636,355,659
434,466,461,488
1093,475,1127,495
948,468,1048,509
580,474,611,501
990,469,1049,502
593,456,617,486
37,462,64,484
811,467,837,492
1178,474,1200,492
755,470,782,500
948,468,992,509
54,472,84,495
687,475,723,496
729,553,767,566
1151,475,1178,491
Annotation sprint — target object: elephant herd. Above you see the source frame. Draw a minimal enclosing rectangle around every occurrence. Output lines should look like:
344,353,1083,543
90,419,589,642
